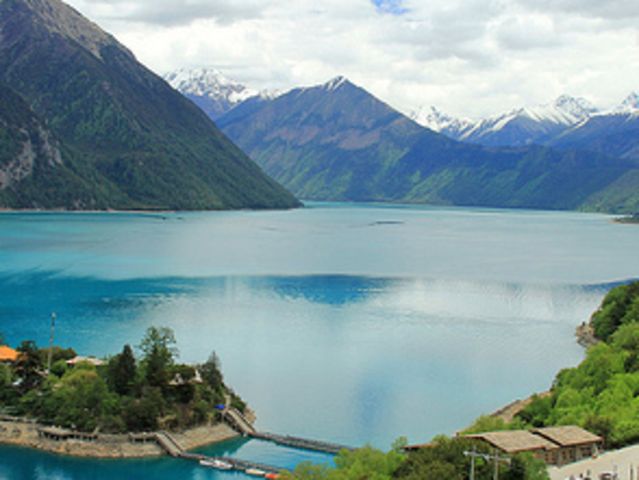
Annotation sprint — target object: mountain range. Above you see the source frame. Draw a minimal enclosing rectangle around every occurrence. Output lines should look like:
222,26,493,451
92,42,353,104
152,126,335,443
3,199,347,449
167,67,638,213
0,0,299,210
411,94,639,162
213,76,638,212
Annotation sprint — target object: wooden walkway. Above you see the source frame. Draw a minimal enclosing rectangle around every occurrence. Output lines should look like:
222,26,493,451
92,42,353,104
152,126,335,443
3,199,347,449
223,407,354,454
151,408,356,474
153,430,282,474
252,431,354,454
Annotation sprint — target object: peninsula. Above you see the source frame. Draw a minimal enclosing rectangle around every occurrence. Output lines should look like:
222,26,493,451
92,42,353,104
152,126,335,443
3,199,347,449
0,327,249,458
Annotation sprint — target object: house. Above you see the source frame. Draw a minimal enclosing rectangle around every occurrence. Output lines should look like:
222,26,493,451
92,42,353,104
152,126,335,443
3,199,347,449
465,430,559,464
463,426,603,466
0,346,19,363
533,426,603,465
66,356,105,367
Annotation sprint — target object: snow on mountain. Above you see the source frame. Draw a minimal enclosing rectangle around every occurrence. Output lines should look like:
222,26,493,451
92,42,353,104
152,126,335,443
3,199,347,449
408,96,597,146
409,106,474,138
608,92,639,117
474,95,596,132
163,67,281,120
323,76,348,91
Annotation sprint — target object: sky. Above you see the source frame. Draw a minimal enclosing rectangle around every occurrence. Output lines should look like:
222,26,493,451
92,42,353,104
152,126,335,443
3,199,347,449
64,0,639,119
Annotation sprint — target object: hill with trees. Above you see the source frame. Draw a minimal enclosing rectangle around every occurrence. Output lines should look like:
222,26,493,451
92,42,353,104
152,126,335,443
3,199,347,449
0,327,244,433
459,282,639,449
0,0,299,210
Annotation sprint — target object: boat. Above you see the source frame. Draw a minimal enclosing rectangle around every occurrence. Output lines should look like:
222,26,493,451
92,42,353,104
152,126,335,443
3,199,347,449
198,459,233,470
246,468,266,477
264,474,280,480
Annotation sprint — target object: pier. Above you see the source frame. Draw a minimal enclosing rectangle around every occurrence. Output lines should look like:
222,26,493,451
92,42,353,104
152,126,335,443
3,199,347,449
153,429,282,475
252,431,355,455
150,408,357,474
222,407,354,454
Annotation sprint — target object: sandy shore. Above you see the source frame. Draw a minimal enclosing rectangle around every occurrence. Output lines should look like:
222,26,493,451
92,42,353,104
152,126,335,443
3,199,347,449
0,419,239,458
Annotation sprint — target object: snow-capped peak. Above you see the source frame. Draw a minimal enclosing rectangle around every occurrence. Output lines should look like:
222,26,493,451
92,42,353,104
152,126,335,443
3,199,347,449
164,67,258,104
612,92,639,115
323,76,348,91
409,106,474,135
553,95,598,119
516,95,597,125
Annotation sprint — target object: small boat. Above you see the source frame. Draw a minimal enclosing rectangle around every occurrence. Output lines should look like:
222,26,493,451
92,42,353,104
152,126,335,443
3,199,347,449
246,468,266,477
264,474,280,480
199,459,233,470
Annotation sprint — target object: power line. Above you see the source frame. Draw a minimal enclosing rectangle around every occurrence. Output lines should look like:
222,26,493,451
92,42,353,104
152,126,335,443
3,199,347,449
464,447,511,480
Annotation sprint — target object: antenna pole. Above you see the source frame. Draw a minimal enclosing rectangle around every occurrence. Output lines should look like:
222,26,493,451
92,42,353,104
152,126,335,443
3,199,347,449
47,312,56,374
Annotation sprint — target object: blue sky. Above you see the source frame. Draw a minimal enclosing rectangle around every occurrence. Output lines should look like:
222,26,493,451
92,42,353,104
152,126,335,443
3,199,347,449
372,0,408,15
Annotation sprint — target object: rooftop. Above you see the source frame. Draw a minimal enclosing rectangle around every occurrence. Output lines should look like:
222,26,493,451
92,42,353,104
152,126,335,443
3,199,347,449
533,426,603,447
0,346,19,362
465,430,559,454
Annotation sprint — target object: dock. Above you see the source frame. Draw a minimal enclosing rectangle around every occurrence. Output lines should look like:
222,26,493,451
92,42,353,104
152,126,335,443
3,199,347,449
153,430,282,474
252,431,354,454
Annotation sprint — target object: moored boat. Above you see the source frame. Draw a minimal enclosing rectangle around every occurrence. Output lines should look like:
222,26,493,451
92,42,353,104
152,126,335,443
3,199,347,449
246,468,266,477
199,459,233,470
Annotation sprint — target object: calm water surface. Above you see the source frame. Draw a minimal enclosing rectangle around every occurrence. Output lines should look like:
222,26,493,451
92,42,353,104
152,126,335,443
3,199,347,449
1,203,638,479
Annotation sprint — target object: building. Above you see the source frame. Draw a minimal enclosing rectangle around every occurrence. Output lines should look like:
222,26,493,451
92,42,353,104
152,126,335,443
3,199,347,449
0,346,19,363
66,356,105,367
533,426,603,465
465,430,560,464
464,426,603,466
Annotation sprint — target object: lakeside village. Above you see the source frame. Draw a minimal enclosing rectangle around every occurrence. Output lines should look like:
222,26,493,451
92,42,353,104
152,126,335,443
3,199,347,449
1,282,639,480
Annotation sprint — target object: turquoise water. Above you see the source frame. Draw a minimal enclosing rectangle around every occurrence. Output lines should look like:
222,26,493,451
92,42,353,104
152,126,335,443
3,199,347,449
1,203,638,479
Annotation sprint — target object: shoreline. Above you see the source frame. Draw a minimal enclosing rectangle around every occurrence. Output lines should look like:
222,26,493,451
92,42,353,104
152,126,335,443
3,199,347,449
0,418,239,459
614,216,639,225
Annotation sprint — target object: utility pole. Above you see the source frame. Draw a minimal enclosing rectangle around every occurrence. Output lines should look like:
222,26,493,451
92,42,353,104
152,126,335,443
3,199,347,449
464,448,481,480
47,312,56,374
464,448,511,480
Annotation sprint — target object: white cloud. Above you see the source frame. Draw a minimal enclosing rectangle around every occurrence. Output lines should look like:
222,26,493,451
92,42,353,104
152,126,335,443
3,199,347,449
65,0,639,119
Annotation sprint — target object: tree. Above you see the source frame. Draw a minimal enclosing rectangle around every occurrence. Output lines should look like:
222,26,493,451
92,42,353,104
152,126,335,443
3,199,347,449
107,344,136,396
139,327,178,362
42,368,119,431
0,363,12,391
139,327,178,390
200,351,224,393
14,340,43,391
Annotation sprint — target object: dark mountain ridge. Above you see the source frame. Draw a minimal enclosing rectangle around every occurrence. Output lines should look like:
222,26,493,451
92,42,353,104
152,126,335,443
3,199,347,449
0,0,299,210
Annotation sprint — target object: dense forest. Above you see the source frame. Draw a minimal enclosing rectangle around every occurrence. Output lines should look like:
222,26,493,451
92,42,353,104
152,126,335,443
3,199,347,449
0,327,244,432
514,281,639,447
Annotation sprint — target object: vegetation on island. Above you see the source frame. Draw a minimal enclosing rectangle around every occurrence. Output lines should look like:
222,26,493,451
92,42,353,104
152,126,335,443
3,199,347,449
280,437,547,480
0,327,244,433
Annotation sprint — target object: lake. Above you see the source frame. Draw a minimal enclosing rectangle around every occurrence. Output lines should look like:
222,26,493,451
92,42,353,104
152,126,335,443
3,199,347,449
1,202,638,479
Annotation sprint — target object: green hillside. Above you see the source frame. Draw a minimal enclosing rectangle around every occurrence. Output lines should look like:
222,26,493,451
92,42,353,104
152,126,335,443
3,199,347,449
0,0,299,210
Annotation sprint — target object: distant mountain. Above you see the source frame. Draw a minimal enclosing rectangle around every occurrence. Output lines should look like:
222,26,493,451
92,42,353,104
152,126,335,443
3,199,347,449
412,96,598,147
409,106,474,139
218,77,638,213
550,93,639,161
0,0,299,210
164,68,281,121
